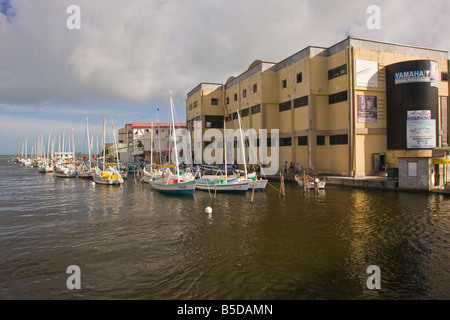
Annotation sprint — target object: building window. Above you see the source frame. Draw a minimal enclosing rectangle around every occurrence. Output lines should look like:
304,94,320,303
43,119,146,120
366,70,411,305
241,108,250,117
243,89,247,97
297,73,302,83
294,95,308,108
225,115,232,122
253,83,257,93
251,104,261,114
232,112,238,120
280,137,292,146
408,162,417,177
329,91,348,105
282,79,287,88
330,134,348,145
205,116,223,129
328,64,347,80
297,136,308,146
279,101,291,112
211,98,219,105
193,101,198,108
234,93,238,101
442,72,449,82
317,135,325,146
226,97,229,105
189,104,192,111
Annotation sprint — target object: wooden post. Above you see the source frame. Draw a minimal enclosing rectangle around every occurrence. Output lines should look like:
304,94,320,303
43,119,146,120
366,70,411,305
250,175,257,203
279,172,282,198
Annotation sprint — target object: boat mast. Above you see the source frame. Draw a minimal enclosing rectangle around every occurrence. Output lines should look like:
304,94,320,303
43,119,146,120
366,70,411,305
86,117,91,170
47,134,51,166
237,111,248,179
157,108,162,165
62,127,65,162
224,120,227,182
111,112,119,165
151,121,153,169
72,128,75,161
102,114,106,171
169,91,179,179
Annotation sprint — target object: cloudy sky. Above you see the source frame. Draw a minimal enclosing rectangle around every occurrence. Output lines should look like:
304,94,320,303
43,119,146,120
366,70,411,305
1,0,449,155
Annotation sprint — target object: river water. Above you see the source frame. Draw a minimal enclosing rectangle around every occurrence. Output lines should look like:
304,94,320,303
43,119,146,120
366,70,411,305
0,156,449,300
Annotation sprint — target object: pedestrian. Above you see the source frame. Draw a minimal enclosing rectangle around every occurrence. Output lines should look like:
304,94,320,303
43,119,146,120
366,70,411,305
284,161,288,173
289,162,294,173
297,163,302,174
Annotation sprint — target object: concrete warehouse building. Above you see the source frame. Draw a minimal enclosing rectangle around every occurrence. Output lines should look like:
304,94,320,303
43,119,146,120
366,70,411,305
186,37,450,177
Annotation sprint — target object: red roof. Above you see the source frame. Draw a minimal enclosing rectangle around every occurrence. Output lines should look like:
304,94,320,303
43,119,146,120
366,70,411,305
125,122,186,128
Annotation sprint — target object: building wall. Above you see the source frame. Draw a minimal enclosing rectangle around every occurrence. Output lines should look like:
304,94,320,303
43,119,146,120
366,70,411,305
186,37,450,176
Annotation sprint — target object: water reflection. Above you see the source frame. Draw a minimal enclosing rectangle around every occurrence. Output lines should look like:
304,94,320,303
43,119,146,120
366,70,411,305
1,157,449,299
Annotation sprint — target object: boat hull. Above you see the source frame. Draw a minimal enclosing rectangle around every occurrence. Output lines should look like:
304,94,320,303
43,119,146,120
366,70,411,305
93,174,123,185
295,174,326,189
196,180,249,194
149,180,196,195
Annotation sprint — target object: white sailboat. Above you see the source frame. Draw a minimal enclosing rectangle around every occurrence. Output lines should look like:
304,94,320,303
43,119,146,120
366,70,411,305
54,128,77,178
196,120,249,194
93,115,124,185
149,91,196,195
235,111,268,192
77,117,94,179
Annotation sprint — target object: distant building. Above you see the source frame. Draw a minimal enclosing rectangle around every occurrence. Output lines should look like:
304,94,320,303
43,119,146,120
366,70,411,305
186,37,450,177
120,122,186,163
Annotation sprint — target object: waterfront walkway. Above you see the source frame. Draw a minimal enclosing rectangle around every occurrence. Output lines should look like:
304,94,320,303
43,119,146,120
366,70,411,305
263,172,450,194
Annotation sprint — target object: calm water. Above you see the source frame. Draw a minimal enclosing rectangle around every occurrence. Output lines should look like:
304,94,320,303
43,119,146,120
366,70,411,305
0,156,449,300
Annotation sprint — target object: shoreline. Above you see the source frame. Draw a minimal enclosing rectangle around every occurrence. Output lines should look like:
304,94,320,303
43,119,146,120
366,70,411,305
262,172,450,195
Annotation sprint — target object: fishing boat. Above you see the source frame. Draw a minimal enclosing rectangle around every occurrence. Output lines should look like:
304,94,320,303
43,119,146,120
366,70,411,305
295,173,326,189
148,91,196,196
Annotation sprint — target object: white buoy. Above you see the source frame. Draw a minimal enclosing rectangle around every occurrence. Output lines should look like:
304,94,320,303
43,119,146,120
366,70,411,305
91,181,96,186
205,207,212,214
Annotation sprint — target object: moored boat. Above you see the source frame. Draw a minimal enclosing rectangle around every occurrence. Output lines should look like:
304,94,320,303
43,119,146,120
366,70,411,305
295,173,325,189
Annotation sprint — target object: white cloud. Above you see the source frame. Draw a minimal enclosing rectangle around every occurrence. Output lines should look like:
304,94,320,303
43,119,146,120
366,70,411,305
0,0,449,154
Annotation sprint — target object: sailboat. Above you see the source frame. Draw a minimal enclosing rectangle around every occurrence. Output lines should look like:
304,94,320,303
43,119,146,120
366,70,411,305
149,91,196,195
38,133,53,173
54,128,77,178
77,117,95,179
92,114,124,185
234,111,268,192
195,120,249,194
141,122,163,183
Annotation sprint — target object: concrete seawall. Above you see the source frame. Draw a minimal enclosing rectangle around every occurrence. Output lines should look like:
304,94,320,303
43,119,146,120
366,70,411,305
262,172,450,194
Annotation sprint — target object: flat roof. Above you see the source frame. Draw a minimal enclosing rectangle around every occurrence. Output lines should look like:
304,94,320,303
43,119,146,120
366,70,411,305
125,122,186,128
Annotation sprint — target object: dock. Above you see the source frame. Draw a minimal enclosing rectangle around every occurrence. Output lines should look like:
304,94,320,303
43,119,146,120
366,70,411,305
262,172,450,194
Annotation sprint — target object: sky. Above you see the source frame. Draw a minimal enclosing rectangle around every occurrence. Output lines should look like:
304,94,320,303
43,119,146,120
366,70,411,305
1,0,450,155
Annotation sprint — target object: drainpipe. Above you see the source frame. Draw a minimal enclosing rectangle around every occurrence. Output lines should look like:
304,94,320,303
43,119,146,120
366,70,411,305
348,46,356,177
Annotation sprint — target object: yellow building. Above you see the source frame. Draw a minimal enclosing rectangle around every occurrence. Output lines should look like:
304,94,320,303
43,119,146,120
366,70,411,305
186,37,450,177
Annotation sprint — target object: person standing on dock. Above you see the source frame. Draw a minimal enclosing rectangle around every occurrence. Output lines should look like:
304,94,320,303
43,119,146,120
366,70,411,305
297,163,302,174
284,161,288,173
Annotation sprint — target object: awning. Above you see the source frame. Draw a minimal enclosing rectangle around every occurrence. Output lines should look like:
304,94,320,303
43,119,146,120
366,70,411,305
432,158,450,165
